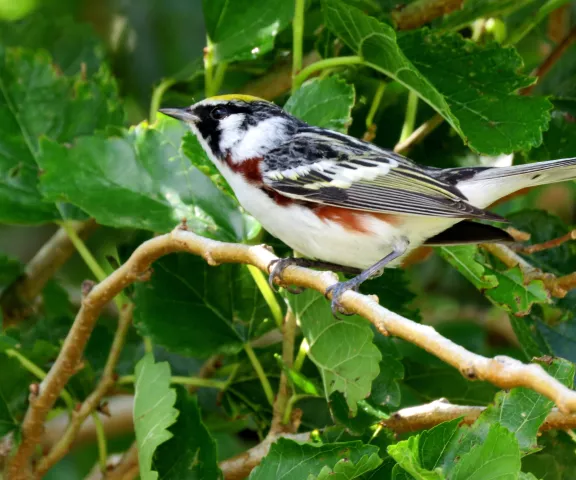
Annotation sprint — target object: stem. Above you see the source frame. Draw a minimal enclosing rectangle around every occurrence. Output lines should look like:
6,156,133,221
92,412,108,472
293,338,309,372
150,78,176,123
60,221,126,310
246,265,283,328
394,113,444,155
204,37,215,97
5,349,74,410
117,375,227,389
399,90,419,143
211,62,228,97
365,82,386,130
292,0,306,92
506,0,570,46
244,343,275,406
282,394,313,424
292,56,364,91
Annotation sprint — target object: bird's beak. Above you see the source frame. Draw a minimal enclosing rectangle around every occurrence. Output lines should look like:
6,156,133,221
159,108,199,123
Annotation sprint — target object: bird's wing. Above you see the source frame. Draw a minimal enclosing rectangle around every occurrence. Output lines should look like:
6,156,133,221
262,129,504,221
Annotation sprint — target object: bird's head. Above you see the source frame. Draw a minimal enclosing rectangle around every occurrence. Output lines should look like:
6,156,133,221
160,95,301,164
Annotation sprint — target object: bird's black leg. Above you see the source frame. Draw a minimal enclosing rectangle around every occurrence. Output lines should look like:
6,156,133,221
325,238,409,315
268,257,362,293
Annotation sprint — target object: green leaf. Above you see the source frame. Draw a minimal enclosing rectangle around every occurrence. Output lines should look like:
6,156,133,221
0,13,103,75
477,358,574,452
38,116,248,240
284,76,355,133
0,47,123,224
526,112,576,164
399,29,552,155
449,424,521,480
153,386,221,480
134,253,273,357
202,0,294,64
440,246,549,315
419,418,463,471
133,353,178,480
485,266,549,316
321,0,462,138
312,452,383,479
289,289,381,414
249,438,380,479
388,435,445,480
439,246,498,290
0,254,22,294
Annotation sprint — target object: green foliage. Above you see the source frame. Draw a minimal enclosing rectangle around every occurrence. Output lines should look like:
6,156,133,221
1,0,576,478
134,353,179,480
249,438,381,479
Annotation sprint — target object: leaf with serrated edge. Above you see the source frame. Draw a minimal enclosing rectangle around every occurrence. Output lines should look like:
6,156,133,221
387,435,445,480
399,29,552,155
38,116,247,240
249,438,380,479
153,386,220,479
289,289,381,414
202,0,294,63
311,453,382,479
476,358,574,453
321,0,462,137
285,76,355,133
439,246,498,290
134,254,272,357
133,353,178,480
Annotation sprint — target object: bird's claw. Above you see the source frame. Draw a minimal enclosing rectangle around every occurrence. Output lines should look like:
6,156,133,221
325,280,358,317
268,258,305,294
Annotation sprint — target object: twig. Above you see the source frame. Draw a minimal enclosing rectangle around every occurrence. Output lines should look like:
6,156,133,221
392,0,464,30
522,26,576,95
188,354,224,394
1,220,98,324
394,114,444,155
517,229,576,254
381,398,576,434
105,442,139,480
34,303,135,478
220,432,310,480
10,225,576,477
270,310,298,435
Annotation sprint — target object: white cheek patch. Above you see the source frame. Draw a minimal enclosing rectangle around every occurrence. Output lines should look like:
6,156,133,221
218,114,246,153
229,117,290,163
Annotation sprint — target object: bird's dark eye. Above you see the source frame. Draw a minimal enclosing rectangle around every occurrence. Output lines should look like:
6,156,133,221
210,106,229,120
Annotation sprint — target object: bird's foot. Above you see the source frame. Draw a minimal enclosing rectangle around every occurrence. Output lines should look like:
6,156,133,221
268,258,306,294
325,278,362,317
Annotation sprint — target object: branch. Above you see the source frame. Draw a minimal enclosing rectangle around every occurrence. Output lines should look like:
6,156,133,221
34,303,135,477
9,225,576,477
1,220,98,325
382,399,576,434
392,0,464,30
394,114,444,155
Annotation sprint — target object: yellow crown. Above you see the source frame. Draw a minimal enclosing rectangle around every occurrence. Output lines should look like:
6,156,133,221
208,94,266,103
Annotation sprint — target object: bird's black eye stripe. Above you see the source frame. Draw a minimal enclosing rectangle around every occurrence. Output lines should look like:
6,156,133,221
210,106,229,120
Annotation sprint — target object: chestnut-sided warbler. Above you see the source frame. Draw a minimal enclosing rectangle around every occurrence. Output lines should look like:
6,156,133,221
161,95,576,312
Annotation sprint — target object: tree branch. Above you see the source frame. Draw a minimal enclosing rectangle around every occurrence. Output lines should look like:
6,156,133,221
394,114,444,155
34,303,135,478
1,220,98,325
9,224,576,478
392,0,464,30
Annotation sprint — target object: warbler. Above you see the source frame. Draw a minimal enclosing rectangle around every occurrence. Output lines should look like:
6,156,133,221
161,95,576,312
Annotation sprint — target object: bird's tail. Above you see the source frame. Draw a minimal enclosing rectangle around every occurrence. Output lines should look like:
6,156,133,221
454,157,576,209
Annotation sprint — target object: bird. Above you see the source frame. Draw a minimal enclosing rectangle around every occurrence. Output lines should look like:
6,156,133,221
160,94,576,313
